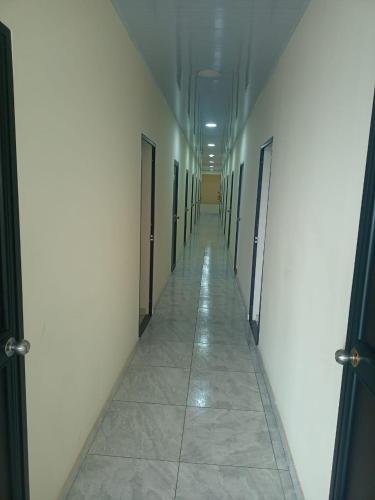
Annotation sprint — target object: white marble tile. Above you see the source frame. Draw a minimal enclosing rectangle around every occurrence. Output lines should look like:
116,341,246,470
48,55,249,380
90,401,185,461
115,366,189,405
181,407,276,468
68,455,178,500
188,369,263,410
176,463,284,500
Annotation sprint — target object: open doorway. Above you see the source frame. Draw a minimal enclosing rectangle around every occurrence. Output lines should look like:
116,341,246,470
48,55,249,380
171,160,179,271
249,139,273,344
139,135,156,335
233,163,244,273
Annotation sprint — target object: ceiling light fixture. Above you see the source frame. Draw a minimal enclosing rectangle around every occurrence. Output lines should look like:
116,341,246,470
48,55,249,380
208,143,215,147
198,69,221,78
209,154,215,158
205,123,217,128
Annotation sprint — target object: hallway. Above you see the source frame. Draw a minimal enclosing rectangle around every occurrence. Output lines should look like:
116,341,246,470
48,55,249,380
67,214,298,500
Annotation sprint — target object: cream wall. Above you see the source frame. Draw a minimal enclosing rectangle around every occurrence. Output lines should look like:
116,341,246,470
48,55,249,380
0,1,196,499
226,0,375,498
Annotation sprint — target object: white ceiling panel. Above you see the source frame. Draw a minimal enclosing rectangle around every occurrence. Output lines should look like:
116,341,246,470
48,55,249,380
112,0,310,171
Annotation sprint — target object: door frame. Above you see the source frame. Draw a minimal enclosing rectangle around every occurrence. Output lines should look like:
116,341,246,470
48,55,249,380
248,138,273,344
183,170,189,245
190,173,194,234
329,94,375,499
0,21,30,500
233,163,244,273
171,160,179,271
227,172,234,248
139,134,156,336
224,175,229,233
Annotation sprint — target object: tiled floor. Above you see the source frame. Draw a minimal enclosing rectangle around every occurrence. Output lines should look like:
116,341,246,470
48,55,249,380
67,214,299,500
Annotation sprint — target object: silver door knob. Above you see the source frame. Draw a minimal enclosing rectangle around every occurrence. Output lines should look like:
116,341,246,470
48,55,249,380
335,348,360,368
5,337,31,358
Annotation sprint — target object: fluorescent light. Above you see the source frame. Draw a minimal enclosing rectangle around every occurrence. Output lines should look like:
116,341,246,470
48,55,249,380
209,161,214,164
205,123,217,128
209,154,215,158
208,143,215,147
209,166,214,169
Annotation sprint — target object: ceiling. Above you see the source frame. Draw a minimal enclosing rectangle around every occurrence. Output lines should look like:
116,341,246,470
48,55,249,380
112,0,310,172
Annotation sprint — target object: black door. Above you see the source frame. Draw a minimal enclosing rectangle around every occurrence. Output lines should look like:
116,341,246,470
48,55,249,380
0,22,30,500
139,135,156,336
233,163,244,273
330,94,375,500
190,174,194,234
194,176,198,224
224,176,229,232
227,172,234,248
220,177,224,223
183,171,189,245
249,139,273,344
171,161,179,271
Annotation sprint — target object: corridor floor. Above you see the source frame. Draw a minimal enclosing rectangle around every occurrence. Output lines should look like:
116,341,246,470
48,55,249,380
67,214,299,500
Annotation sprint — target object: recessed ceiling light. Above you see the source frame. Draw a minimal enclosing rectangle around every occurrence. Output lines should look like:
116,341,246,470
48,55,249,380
205,123,217,128
198,69,221,78
209,154,215,158
209,161,214,164
208,143,215,147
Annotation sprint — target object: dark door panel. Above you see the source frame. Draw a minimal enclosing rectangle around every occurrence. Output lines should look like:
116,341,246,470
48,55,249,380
330,93,375,500
171,161,179,271
227,173,234,248
190,174,194,234
233,163,244,273
184,171,189,245
0,21,29,500
139,135,156,336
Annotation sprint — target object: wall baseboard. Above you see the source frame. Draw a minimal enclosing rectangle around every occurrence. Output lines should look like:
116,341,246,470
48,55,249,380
256,350,305,500
233,269,304,499
58,343,138,500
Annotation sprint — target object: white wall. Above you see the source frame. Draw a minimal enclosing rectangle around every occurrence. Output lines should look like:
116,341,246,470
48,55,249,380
0,1,196,499
226,0,375,498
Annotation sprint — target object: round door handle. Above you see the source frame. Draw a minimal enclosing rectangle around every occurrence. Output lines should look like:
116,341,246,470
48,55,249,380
335,348,361,368
5,337,31,358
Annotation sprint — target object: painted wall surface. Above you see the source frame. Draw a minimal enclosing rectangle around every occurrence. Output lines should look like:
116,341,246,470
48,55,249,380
0,1,197,499
201,174,220,204
225,0,375,498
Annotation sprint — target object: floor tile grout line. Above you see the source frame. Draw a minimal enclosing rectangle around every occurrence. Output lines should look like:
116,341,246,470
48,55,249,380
87,452,283,472
254,370,288,500
174,236,209,500
112,397,266,413
173,243,204,500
